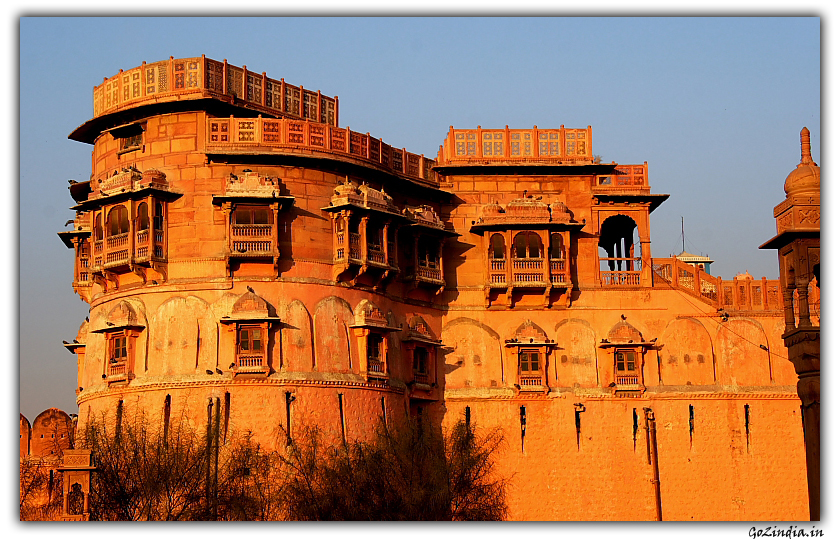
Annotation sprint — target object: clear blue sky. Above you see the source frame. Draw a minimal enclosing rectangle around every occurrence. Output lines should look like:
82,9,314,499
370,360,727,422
18,17,820,422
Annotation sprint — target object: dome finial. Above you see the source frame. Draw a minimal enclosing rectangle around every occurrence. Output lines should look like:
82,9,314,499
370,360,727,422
800,127,814,165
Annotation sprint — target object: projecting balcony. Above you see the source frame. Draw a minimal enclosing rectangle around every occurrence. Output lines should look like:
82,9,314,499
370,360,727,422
367,360,386,379
405,261,445,293
133,230,165,261
334,233,398,276
613,373,644,394
616,374,639,386
511,258,546,286
235,354,270,374
549,259,568,285
229,224,275,256
106,361,128,383
366,244,387,266
91,231,166,276
104,233,130,267
488,258,570,288
488,259,507,287
517,374,547,393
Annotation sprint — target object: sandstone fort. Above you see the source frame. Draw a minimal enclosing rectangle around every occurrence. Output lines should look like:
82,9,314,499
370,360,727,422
21,55,820,520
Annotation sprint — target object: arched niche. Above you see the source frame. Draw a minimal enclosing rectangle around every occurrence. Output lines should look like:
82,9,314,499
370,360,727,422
554,319,599,387
769,319,798,385
149,296,215,376
313,296,356,373
281,299,314,372
658,317,715,386
714,317,771,387
441,318,503,389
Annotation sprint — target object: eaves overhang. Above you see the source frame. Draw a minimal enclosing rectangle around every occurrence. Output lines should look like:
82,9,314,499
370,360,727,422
592,193,670,213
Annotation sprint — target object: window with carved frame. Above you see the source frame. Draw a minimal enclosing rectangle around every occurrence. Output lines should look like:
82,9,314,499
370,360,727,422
614,349,641,386
413,346,429,375
518,348,542,376
236,325,266,369
104,329,135,382
615,350,637,374
367,333,384,366
514,231,542,259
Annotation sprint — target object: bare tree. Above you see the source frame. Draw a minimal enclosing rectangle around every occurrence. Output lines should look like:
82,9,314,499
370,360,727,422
82,409,284,521
278,418,508,520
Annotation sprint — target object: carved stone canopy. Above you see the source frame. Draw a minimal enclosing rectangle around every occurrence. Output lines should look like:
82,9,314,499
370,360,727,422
325,179,402,217
221,288,281,323
505,319,554,346
601,319,656,348
471,195,582,232
403,314,441,345
607,320,643,343
91,300,145,333
225,170,282,198
350,300,400,331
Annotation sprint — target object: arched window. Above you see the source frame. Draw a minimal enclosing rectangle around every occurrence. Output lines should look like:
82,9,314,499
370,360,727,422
514,231,542,259
93,213,103,241
137,202,150,231
154,202,165,231
550,233,565,259
490,233,506,259
107,206,129,236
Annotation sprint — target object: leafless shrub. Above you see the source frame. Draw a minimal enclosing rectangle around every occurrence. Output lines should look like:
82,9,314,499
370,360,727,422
279,418,508,521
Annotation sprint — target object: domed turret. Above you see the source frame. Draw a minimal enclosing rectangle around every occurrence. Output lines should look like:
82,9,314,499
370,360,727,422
784,127,820,196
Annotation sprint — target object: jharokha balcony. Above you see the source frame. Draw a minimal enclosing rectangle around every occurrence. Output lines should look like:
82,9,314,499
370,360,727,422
235,354,267,373
93,228,166,271
230,224,274,255
107,360,128,383
488,257,567,287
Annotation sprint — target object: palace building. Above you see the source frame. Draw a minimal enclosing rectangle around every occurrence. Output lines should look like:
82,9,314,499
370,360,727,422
53,56,815,520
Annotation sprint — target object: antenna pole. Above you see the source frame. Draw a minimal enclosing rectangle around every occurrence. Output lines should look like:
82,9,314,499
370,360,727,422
681,217,685,253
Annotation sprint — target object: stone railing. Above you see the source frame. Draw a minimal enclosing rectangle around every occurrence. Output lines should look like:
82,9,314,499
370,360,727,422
592,164,649,191
601,271,641,286
616,374,639,386
518,375,543,387
652,256,792,312
93,56,338,126
438,125,593,164
415,266,443,281
236,355,265,370
549,259,567,283
207,116,438,184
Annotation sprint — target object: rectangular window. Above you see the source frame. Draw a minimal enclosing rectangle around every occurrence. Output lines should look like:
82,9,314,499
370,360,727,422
234,207,273,225
519,349,541,375
368,334,383,362
109,333,127,363
413,347,428,374
239,327,263,353
616,351,636,373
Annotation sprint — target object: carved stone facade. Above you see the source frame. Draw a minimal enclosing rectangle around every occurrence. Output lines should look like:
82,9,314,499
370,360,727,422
49,56,812,520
